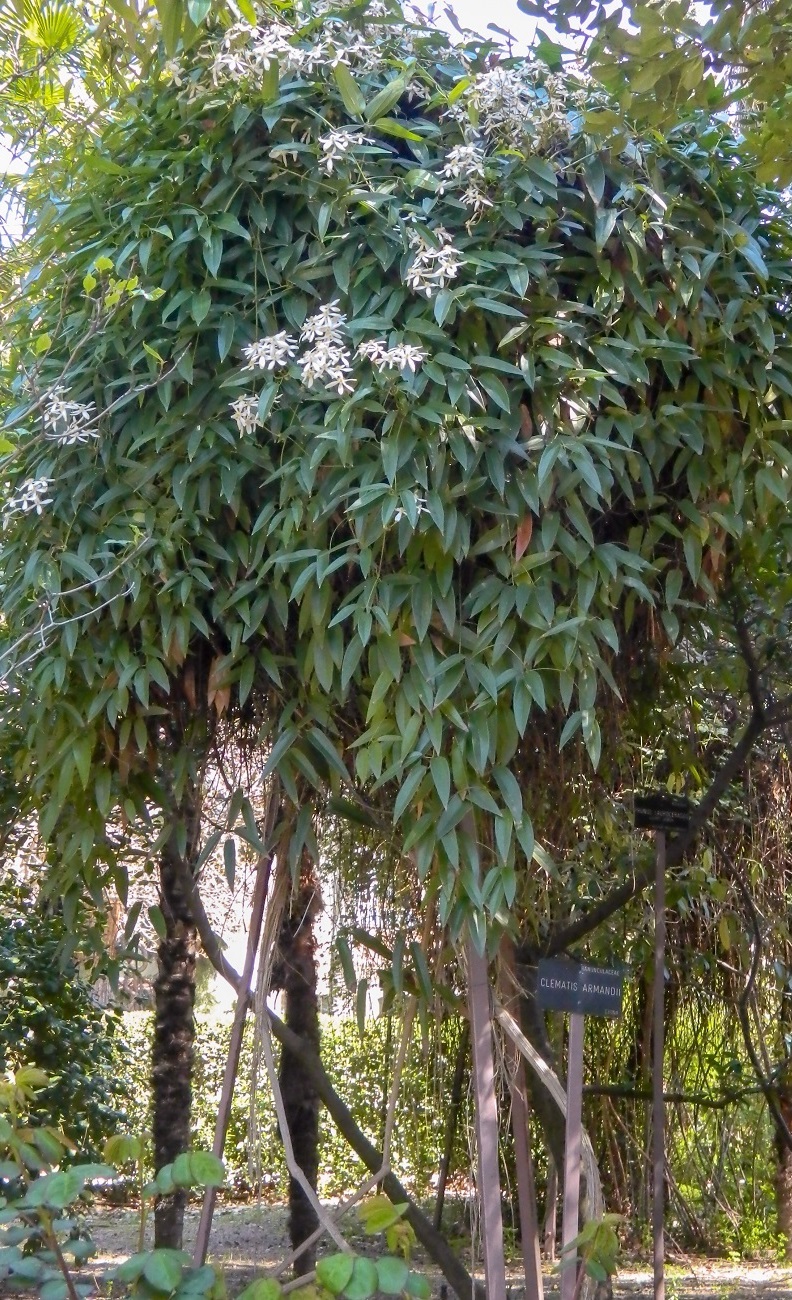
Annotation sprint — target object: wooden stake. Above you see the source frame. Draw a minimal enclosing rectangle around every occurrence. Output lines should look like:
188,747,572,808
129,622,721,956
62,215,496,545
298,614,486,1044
193,811,277,1266
560,1012,585,1300
652,831,666,1300
500,940,543,1300
466,939,507,1300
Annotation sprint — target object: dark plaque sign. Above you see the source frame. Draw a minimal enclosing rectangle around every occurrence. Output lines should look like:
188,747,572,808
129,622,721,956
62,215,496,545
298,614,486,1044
536,958,624,1018
576,963,624,1017
633,790,694,833
535,958,581,1014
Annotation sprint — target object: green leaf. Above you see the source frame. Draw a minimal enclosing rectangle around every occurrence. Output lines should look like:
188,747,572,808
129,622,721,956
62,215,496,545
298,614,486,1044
143,1247,186,1292
187,0,211,23
148,904,167,939
333,63,366,117
317,1254,355,1295
224,836,236,890
364,77,407,120
187,1151,225,1187
343,1256,379,1300
405,1273,431,1300
155,0,184,56
191,288,211,325
261,58,279,102
358,1196,408,1227
595,208,618,252
355,977,368,1038
376,1257,410,1294
236,1282,283,1300
336,934,358,993
372,118,422,141
429,754,451,808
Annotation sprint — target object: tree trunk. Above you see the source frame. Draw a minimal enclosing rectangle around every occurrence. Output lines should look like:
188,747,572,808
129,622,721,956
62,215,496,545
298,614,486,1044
152,807,200,1249
774,1058,792,1260
275,857,322,1274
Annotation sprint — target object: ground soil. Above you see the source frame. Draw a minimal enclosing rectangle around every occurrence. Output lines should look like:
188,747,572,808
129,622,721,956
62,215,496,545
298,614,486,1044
83,1202,792,1299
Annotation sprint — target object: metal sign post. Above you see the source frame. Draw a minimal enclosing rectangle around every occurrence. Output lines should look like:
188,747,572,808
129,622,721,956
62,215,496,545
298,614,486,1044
536,958,624,1300
633,791,694,1300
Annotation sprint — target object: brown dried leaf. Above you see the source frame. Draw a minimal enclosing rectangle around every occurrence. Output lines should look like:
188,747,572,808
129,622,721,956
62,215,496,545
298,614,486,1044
166,628,186,668
183,665,197,709
213,685,231,717
515,514,534,560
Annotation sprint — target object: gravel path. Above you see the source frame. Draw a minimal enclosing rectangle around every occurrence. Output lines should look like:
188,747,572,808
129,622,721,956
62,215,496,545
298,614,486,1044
85,1205,792,1299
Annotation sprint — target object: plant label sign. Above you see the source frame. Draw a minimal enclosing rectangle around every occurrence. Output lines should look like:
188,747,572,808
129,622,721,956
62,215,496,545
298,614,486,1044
536,958,624,1018
633,791,694,832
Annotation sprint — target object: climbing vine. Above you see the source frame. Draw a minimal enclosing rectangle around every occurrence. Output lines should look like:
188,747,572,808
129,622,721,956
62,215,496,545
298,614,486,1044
3,0,792,947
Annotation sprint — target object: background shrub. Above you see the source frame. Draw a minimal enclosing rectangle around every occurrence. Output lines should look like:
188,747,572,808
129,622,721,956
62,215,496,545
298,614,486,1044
0,874,128,1160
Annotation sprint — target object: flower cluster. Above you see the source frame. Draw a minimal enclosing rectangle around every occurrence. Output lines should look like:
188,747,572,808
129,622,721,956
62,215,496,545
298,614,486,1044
207,13,391,91
405,227,463,298
318,128,373,175
442,141,487,182
211,20,307,86
229,394,263,436
42,388,98,446
243,332,298,371
465,65,581,151
3,477,52,527
439,140,492,222
356,340,427,373
299,302,354,395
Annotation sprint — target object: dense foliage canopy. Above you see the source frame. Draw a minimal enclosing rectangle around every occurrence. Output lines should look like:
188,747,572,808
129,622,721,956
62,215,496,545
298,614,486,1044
3,0,792,950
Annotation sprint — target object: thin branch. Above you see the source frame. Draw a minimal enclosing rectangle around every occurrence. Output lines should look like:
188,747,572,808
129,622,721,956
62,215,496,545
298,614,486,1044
536,691,792,959
730,861,792,1151
582,1083,764,1109
177,856,480,1300
258,1005,351,1252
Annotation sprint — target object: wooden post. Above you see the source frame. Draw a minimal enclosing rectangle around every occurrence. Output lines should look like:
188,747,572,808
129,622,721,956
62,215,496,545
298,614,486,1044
510,1055,544,1300
466,939,508,1300
193,830,276,1266
543,1159,558,1261
560,1011,585,1300
652,831,666,1300
500,941,543,1300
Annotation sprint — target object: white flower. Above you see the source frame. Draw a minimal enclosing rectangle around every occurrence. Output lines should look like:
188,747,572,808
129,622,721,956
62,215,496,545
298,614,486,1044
300,301,347,342
394,496,427,523
229,394,262,435
318,128,372,175
243,332,298,371
300,340,355,393
379,343,427,373
357,339,428,375
163,58,184,86
461,184,493,213
442,142,487,181
4,477,52,525
356,338,390,363
404,227,463,299
42,388,98,446
296,301,356,394
210,20,309,87
467,65,572,150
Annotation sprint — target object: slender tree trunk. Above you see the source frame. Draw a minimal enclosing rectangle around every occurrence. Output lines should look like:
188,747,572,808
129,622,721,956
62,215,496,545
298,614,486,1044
777,1108,792,1261
152,798,200,1249
275,857,322,1274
